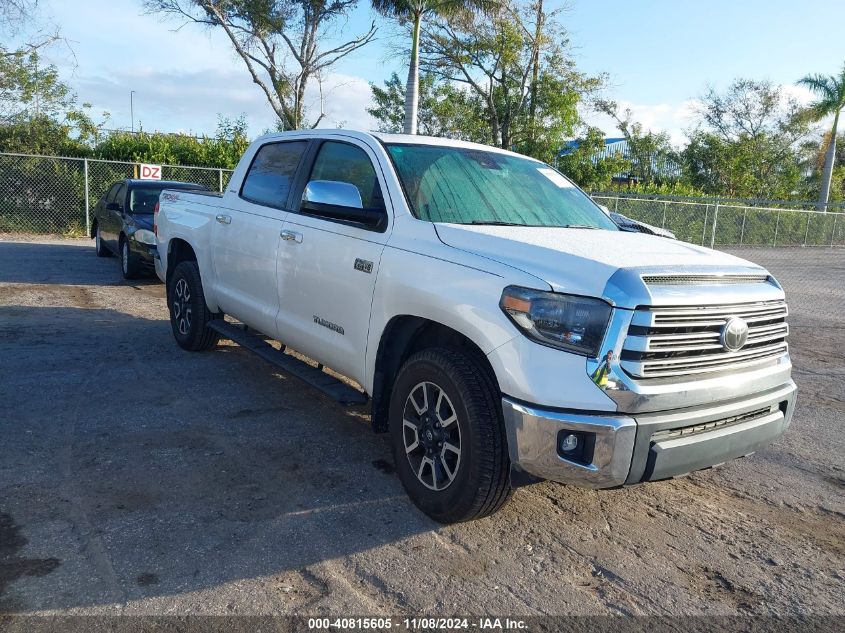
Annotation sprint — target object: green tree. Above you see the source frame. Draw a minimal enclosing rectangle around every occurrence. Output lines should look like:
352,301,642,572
372,0,490,135
555,126,629,191
797,63,845,209
92,116,250,168
367,71,487,140
145,1,376,130
596,100,678,186
682,79,811,198
420,0,601,159
0,50,105,154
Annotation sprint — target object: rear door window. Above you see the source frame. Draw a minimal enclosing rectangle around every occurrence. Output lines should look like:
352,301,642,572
240,141,308,209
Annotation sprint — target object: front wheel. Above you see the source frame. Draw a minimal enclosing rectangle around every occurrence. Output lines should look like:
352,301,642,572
389,348,511,523
167,260,220,351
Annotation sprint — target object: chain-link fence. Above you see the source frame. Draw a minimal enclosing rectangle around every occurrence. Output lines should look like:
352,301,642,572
0,152,234,236
592,194,845,249
2,152,843,250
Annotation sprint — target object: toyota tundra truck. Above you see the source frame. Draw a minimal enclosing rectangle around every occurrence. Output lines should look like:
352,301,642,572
154,130,796,523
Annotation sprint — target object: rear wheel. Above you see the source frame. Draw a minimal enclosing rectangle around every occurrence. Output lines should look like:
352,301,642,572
167,260,220,351
120,238,141,279
389,348,511,523
94,225,110,257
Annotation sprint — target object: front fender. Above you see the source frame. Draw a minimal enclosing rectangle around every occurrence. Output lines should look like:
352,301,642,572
364,222,549,394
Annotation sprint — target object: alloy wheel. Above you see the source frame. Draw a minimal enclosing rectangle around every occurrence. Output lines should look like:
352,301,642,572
172,277,193,336
402,381,462,491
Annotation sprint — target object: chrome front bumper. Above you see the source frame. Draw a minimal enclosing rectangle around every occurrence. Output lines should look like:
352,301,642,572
502,381,797,488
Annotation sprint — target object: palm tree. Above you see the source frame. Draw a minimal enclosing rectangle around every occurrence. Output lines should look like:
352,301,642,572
798,63,845,210
373,1,489,135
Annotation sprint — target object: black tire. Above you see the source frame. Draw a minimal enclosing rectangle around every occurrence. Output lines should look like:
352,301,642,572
389,348,511,523
120,237,142,279
167,260,221,351
94,224,111,257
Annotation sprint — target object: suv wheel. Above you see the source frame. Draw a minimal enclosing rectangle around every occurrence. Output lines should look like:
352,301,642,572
167,260,220,351
389,348,511,523
94,225,110,257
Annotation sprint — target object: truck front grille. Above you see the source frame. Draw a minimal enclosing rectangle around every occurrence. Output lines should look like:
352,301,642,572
621,300,789,379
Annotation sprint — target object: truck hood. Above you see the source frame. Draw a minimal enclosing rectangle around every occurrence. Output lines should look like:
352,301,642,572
435,224,767,303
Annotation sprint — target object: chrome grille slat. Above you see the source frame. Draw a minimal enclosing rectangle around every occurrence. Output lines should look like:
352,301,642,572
623,299,789,380
650,301,787,317
645,323,789,352
631,303,788,329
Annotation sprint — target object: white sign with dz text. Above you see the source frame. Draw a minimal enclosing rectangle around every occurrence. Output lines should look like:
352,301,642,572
139,163,162,180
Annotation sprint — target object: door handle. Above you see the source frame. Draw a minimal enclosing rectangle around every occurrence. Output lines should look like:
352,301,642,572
280,229,303,243
216,214,232,225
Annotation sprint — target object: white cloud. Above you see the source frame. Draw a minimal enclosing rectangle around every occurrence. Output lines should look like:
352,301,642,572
781,83,815,107
306,73,377,131
581,99,699,147
580,81,821,148
41,0,378,138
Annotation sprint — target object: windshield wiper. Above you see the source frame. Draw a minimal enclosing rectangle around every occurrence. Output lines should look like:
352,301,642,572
560,224,600,229
468,220,527,226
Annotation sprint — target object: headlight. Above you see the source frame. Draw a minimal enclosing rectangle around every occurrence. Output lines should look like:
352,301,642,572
133,229,157,245
499,286,612,357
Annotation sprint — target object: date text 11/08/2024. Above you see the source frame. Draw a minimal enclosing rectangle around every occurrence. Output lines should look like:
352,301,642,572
307,617,528,630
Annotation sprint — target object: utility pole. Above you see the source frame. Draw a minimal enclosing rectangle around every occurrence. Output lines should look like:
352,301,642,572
130,91,136,132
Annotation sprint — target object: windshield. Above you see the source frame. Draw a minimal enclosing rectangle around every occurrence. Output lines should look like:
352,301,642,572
128,185,201,214
386,144,617,230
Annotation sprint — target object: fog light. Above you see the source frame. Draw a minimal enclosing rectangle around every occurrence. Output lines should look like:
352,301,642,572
556,430,595,465
559,433,579,453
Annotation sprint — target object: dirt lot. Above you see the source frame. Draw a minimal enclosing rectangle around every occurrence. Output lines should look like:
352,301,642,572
0,237,843,618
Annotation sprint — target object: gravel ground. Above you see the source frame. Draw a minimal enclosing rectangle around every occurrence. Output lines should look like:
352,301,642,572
0,237,843,618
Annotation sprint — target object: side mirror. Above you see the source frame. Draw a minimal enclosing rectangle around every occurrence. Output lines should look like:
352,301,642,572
301,180,385,230
106,202,121,212
598,204,611,216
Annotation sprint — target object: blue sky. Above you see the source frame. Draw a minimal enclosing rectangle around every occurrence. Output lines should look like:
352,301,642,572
32,0,845,144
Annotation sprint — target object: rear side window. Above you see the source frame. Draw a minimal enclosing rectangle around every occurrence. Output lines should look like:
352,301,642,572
309,142,384,210
104,183,121,203
112,184,127,208
240,141,307,209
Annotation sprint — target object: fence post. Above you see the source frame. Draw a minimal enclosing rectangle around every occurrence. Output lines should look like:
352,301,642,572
83,158,90,236
803,213,811,247
739,208,747,245
614,197,619,212
701,205,709,245
709,202,719,249
662,201,667,229
832,214,838,248
773,211,780,247
218,168,224,192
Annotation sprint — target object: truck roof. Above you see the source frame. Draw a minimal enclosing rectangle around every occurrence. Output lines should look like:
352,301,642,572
251,129,541,162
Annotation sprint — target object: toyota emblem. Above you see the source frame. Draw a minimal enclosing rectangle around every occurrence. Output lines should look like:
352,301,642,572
721,317,749,351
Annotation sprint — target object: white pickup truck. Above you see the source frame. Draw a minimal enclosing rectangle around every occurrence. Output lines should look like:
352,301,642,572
155,130,796,523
